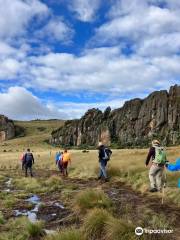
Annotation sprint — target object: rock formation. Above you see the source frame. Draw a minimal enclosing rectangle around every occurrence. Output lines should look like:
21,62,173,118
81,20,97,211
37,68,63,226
50,85,180,147
0,115,15,142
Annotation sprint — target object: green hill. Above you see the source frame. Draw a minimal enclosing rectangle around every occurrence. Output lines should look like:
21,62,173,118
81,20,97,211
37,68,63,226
0,119,64,151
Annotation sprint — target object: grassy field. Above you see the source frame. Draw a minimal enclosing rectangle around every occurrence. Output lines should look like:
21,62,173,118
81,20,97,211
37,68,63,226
0,121,180,240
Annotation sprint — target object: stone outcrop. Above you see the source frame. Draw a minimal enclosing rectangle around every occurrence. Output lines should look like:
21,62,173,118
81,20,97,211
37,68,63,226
50,85,180,147
0,115,15,142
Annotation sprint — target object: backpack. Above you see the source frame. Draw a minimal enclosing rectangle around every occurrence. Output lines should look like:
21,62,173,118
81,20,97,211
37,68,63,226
25,153,33,163
103,148,112,161
20,154,25,161
154,146,166,164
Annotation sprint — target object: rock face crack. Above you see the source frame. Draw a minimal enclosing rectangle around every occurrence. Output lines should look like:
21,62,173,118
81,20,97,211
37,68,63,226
50,85,180,147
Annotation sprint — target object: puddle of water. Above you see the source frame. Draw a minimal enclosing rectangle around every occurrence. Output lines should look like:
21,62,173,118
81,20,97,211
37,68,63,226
54,202,65,209
14,210,28,217
44,229,56,235
27,211,37,222
5,178,12,187
4,189,11,192
14,195,41,223
26,195,40,204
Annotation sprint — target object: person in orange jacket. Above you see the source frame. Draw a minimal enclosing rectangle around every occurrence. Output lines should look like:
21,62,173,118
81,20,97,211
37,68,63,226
62,149,71,177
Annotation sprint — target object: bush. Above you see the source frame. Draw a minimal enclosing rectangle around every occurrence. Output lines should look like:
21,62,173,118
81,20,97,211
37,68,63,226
27,221,44,237
75,189,112,212
44,228,85,240
83,208,110,240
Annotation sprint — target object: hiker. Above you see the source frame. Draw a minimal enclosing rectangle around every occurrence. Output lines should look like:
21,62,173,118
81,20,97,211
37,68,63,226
20,152,25,170
55,152,61,165
145,140,167,192
97,142,112,182
62,149,71,177
23,149,35,177
55,151,63,173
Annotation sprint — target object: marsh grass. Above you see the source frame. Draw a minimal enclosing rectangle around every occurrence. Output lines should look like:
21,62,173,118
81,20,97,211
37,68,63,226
14,177,46,193
75,189,113,213
44,228,85,240
27,220,44,237
0,211,5,224
45,175,63,192
0,192,18,209
105,217,135,240
83,208,110,240
83,208,136,240
0,217,29,240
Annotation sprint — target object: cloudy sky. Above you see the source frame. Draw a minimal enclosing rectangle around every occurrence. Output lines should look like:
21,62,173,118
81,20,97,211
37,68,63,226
0,0,180,120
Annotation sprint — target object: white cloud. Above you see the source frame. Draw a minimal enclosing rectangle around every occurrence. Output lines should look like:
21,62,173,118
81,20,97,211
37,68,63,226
0,0,49,40
68,0,101,22
93,3,180,45
0,87,67,120
138,33,180,56
0,86,127,120
38,17,74,43
26,46,177,94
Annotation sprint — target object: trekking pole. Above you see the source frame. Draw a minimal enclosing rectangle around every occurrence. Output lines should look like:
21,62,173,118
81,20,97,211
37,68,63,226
161,167,167,205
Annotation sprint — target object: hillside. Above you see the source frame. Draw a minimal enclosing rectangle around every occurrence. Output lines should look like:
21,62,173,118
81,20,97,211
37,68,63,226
51,85,180,148
0,119,64,151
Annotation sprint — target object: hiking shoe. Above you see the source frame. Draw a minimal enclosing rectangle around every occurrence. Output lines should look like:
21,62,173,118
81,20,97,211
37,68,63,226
149,188,158,192
104,178,109,182
97,176,101,180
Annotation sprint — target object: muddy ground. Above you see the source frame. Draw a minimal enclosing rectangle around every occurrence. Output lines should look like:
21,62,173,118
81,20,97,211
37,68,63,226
0,169,180,240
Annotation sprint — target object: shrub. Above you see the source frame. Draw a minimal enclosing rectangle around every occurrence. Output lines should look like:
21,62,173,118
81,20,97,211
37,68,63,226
83,208,110,240
75,189,112,212
27,221,44,237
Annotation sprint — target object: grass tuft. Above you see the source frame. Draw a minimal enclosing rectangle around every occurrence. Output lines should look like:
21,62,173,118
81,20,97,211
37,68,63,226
0,211,5,224
83,208,110,240
105,217,135,240
44,228,85,240
75,189,112,212
27,221,44,237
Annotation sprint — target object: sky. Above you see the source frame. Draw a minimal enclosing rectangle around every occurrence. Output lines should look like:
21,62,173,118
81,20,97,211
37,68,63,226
0,0,180,120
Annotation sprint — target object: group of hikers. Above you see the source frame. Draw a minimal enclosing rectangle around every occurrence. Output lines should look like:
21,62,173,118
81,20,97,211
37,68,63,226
55,149,71,176
20,139,169,192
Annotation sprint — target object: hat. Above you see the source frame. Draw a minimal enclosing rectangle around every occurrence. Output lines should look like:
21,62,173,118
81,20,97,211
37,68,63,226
152,139,160,146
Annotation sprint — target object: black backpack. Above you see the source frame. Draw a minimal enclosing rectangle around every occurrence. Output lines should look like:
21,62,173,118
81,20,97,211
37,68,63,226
25,153,33,163
103,148,112,161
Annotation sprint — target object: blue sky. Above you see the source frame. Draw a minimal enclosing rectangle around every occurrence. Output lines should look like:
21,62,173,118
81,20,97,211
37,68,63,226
0,0,180,120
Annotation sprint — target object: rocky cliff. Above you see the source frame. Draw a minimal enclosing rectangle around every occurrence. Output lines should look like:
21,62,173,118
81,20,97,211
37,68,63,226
50,85,180,147
0,115,15,142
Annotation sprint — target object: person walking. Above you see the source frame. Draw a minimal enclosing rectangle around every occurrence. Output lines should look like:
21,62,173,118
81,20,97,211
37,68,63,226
145,140,167,192
57,152,64,173
24,149,35,177
97,142,112,182
62,149,71,177
20,152,25,170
